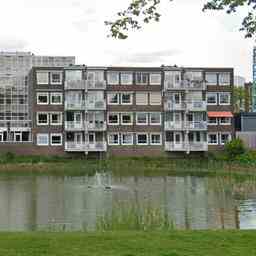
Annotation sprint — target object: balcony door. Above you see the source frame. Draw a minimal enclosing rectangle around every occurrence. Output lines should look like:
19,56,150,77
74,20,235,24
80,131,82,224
75,133,83,145
74,112,82,123
89,133,95,144
173,132,183,149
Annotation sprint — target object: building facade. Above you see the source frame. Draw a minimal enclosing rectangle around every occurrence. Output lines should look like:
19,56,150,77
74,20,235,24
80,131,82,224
21,65,234,157
0,52,75,145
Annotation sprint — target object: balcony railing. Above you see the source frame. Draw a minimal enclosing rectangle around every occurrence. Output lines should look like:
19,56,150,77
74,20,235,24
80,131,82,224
65,80,86,90
86,100,106,110
65,121,84,131
165,142,208,152
186,100,207,111
85,121,107,131
164,101,186,111
65,141,107,152
86,80,107,90
165,121,207,131
164,80,206,91
65,101,85,110
0,121,31,131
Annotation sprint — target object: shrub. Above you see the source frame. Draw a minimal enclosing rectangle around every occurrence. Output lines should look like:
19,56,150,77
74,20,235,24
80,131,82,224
224,138,245,160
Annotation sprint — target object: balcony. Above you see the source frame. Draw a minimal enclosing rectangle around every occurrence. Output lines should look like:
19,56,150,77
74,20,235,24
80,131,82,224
65,121,84,131
65,141,107,152
185,121,207,130
65,80,86,90
165,121,184,130
186,100,207,111
0,121,31,131
165,142,208,152
164,80,206,91
164,101,186,111
65,101,85,110
85,121,107,131
86,80,106,90
86,100,106,110
165,121,207,131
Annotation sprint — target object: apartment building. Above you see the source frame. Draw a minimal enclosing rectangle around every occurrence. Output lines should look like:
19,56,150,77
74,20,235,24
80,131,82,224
0,52,75,146
4,64,234,156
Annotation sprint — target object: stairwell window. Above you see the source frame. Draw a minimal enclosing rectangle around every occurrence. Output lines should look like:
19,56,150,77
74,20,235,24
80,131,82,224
37,112,48,126
37,92,49,105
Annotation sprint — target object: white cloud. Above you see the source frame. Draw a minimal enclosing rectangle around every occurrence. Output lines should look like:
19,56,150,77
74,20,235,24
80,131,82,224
0,0,253,80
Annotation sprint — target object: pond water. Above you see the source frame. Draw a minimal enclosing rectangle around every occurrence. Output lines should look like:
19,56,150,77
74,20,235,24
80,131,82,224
0,172,256,231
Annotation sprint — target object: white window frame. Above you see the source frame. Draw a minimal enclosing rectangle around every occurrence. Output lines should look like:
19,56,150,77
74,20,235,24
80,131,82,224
108,112,119,125
50,112,62,126
121,133,133,145
136,112,148,125
219,73,230,86
219,117,231,125
150,73,161,85
121,73,133,85
136,72,148,85
50,133,63,146
207,93,217,105
121,113,133,125
150,133,162,145
37,92,49,105
36,71,49,85
205,73,217,85
50,71,63,85
149,92,162,105
121,92,133,105
107,72,119,85
37,112,49,126
108,133,120,145
208,132,218,145
37,133,49,146
220,132,232,145
219,92,230,105
136,133,148,145
150,112,161,125
50,92,63,105
136,92,148,105
208,117,218,125
107,92,119,105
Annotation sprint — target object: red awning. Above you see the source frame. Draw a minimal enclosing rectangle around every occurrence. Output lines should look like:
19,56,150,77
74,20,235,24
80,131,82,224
208,111,233,118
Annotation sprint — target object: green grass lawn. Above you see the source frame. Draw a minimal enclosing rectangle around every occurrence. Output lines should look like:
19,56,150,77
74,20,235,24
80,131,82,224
0,231,256,256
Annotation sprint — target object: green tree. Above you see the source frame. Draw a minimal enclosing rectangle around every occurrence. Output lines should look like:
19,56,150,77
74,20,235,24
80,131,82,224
233,86,245,113
105,0,256,39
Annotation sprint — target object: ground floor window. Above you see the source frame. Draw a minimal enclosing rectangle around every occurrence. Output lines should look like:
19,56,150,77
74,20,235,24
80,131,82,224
108,133,119,145
150,133,162,145
50,133,62,146
208,133,218,145
121,133,133,145
220,133,231,145
137,133,148,145
37,133,49,146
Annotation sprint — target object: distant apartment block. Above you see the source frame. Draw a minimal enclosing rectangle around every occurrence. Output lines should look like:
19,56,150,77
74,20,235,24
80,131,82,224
252,47,256,111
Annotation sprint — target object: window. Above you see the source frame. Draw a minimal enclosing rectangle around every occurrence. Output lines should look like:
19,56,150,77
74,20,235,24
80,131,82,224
108,93,119,105
65,70,82,81
207,93,217,105
50,72,62,84
50,93,62,105
121,133,133,145
150,112,161,125
87,71,104,81
121,113,133,125
37,113,48,126
37,133,49,146
150,73,161,85
205,73,217,85
208,117,217,125
185,71,203,81
208,133,218,145
164,71,181,88
219,73,230,85
136,72,148,84
36,72,49,84
220,133,231,145
107,72,119,85
121,73,133,85
219,93,230,105
149,92,161,105
137,133,148,145
108,133,119,145
108,113,119,125
50,113,62,125
220,117,231,125
136,92,148,105
121,93,132,105
37,92,48,105
136,112,148,125
51,133,62,146
150,133,162,145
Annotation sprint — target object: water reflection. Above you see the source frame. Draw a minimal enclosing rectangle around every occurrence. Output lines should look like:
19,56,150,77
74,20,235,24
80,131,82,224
0,174,255,231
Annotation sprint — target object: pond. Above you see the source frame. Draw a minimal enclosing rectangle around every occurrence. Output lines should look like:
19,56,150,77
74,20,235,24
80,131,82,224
0,172,256,231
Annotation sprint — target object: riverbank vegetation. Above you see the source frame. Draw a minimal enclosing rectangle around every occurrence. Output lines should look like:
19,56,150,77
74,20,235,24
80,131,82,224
0,231,256,256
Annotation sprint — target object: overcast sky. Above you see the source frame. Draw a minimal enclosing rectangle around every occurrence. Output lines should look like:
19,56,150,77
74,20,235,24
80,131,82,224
0,0,254,81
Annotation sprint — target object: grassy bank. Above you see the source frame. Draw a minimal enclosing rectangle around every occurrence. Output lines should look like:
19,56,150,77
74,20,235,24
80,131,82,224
0,231,255,256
